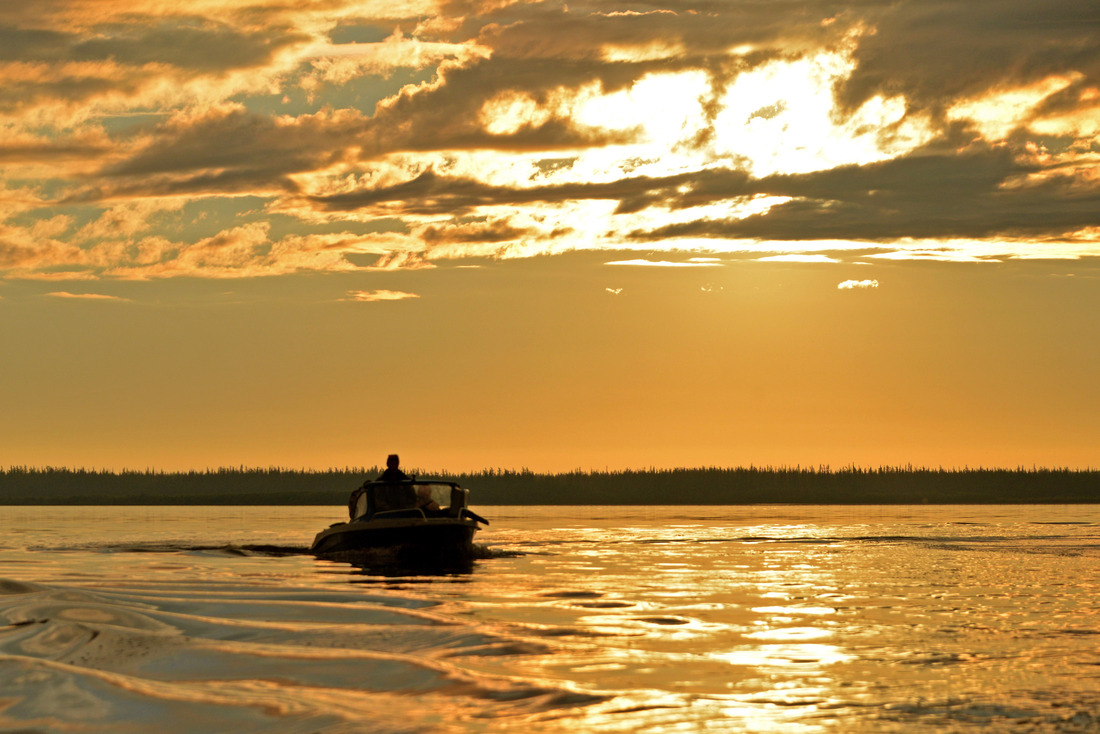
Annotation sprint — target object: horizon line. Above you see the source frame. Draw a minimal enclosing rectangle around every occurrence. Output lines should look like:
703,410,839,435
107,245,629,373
3,464,1097,475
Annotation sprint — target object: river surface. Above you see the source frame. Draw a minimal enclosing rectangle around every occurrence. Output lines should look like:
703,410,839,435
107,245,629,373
1,504,1098,732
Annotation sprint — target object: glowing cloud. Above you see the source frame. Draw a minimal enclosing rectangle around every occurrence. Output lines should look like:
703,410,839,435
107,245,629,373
342,289,420,302
45,291,131,301
947,75,1080,141
710,46,934,177
759,254,840,263
605,259,722,268
837,279,879,290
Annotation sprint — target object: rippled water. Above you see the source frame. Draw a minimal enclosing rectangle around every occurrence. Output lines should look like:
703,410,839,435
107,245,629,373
1,504,1099,732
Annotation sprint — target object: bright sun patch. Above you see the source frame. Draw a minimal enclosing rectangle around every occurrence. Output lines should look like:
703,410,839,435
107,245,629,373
711,50,933,176
573,71,711,148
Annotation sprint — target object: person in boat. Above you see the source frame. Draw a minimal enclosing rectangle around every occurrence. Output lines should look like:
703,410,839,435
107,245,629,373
377,454,410,482
415,485,440,513
347,454,413,518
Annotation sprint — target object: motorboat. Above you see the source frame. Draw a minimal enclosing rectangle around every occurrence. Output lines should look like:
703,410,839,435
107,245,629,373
310,480,489,562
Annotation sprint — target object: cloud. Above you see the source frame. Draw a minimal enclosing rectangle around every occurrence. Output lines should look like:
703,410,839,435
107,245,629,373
418,217,532,246
0,15,311,129
306,167,693,217
97,227,397,280
4,220,420,281
835,0,1100,122
303,32,490,87
45,290,131,301
867,248,995,263
342,289,420,302
627,145,1100,243
837,279,879,290
604,259,722,268
74,106,368,200
0,130,110,166
0,238,85,270
758,254,840,263
0,0,1098,283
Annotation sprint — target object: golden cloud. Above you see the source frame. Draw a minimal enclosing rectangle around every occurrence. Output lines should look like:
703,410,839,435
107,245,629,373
45,290,131,301
837,279,879,289
341,289,420,302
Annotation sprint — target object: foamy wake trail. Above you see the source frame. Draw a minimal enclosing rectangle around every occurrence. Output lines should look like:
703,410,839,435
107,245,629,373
0,578,605,733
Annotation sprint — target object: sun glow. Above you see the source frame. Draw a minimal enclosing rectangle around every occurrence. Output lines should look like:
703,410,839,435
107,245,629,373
711,51,933,176
280,44,947,266
573,71,711,151
483,48,937,190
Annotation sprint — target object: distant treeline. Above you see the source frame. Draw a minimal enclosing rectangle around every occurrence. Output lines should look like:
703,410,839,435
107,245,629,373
1,465,1098,505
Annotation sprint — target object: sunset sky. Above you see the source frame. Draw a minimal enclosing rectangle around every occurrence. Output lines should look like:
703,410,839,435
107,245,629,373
2,0,1098,472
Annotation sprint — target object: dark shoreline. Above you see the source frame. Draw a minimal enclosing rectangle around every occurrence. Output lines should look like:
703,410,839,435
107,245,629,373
2,466,1098,505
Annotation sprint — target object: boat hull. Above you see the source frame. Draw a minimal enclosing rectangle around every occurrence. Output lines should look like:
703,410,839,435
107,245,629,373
310,516,480,558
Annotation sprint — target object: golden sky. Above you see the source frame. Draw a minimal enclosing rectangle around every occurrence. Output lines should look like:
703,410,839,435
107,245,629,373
1,0,1099,471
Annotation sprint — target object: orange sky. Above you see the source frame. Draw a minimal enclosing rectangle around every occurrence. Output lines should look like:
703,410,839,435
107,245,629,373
1,0,1098,471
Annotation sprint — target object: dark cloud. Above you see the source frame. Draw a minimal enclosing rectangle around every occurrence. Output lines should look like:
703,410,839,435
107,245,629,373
446,0,1100,134
0,77,126,115
630,146,1100,241
420,218,533,244
0,241,39,268
0,20,307,71
70,108,361,199
308,141,1100,243
0,25,70,61
0,138,108,163
455,0,839,61
341,56,647,159
307,167,706,216
0,17,309,118
74,22,309,72
836,0,1100,119
83,84,638,200
102,108,340,178
0,239,80,268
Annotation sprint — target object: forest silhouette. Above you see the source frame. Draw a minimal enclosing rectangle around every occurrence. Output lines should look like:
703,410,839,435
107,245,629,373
1,465,1098,505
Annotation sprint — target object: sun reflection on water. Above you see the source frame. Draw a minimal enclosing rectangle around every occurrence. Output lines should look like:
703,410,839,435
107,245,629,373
484,518,880,731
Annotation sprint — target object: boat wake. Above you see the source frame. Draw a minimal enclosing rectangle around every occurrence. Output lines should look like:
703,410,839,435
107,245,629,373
0,576,606,733
37,541,521,561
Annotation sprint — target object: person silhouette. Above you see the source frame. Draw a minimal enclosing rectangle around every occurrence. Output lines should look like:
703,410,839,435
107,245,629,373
347,455,413,518
377,454,410,482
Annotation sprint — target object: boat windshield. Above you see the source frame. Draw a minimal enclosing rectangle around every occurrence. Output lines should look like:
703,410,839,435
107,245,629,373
364,481,465,517
413,483,452,509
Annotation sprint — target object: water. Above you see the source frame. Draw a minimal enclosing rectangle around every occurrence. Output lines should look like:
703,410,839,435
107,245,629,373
1,505,1099,732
